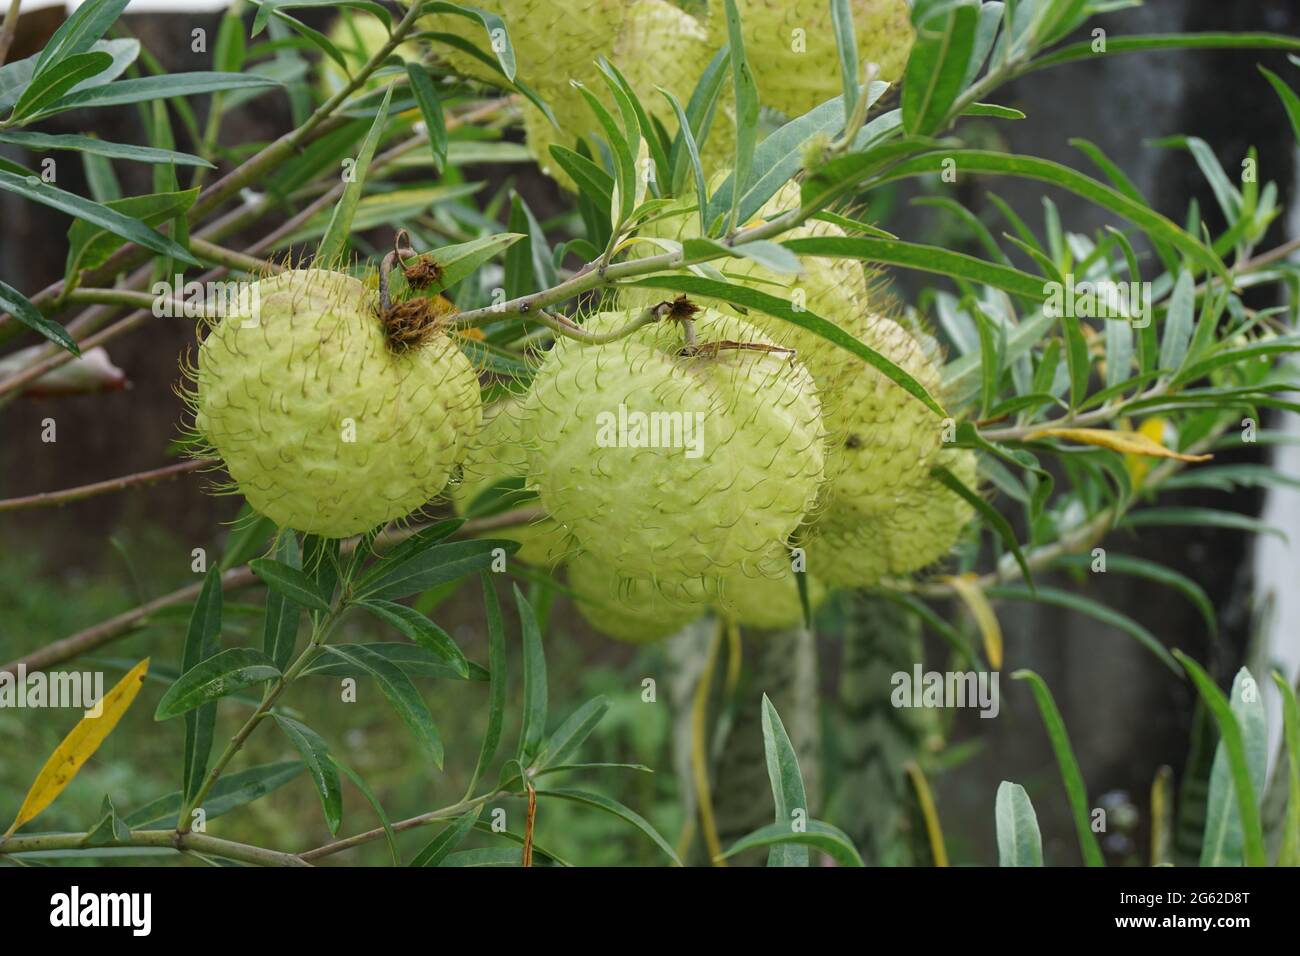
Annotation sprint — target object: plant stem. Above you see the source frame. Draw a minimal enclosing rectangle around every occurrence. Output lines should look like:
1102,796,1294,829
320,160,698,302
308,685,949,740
175,612,343,833
0,459,212,513
301,789,507,862
0,829,309,867
0,0,19,67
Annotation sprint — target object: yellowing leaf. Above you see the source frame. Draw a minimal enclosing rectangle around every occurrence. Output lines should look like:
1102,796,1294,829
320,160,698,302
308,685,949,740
945,573,1003,670
1027,425,1213,464
4,658,150,837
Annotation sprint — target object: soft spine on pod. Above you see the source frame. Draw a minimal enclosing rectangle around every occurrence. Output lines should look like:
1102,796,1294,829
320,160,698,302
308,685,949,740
191,269,482,538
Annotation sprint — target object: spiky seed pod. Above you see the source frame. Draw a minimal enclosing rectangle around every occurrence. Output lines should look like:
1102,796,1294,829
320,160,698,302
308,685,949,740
450,398,573,566
193,269,482,538
707,0,914,118
804,446,978,588
626,181,945,516
567,549,709,643
714,552,827,631
523,308,826,589
319,13,422,99
421,0,734,190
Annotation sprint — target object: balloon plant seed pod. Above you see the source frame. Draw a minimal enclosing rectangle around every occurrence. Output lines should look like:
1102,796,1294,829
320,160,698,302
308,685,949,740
188,266,482,539
523,305,826,591
451,397,573,567
566,548,710,644
706,0,915,118
421,0,735,190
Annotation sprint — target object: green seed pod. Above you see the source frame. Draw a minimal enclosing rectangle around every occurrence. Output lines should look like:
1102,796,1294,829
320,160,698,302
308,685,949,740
567,549,708,643
714,552,827,630
707,0,914,118
523,308,826,589
805,446,978,588
193,269,482,538
626,181,944,517
421,0,734,189
451,398,573,566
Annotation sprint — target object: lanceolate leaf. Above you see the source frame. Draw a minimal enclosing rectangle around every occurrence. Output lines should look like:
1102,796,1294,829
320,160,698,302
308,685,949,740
356,538,518,602
719,820,863,867
1010,670,1105,867
331,755,400,864
721,0,759,232
0,170,196,265
250,557,333,613
0,280,77,354
902,0,978,135
34,0,129,74
316,84,393,265
991,585,1177,673
421,2,516,80
536,789,681,865
11,52,113,121
933,464,1030,587
37,72,282,116
155,648,281,720
301,643,487,681
123,761,304,828
516,585,548,763
1199,668,1266,867
3,659,149,837
1270,671,1300,867
262,531,303,671
995,781,1044,866
359,599,470,678
622,274,946,416
410,809,481,867
761,695,809,867
324,644,444,766
1174,654,1267,867
272,715,342,835
1025,32,1300,74
0,131,213,168
181,568,223,800
467,574,507,790
875,151,1226,279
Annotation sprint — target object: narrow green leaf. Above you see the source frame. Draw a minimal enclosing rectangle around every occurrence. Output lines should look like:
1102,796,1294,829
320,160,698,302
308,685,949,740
1270,671,1300,867
0,170,196,265
421,1,515,80
1159,269,1195,373
991,585,1176,672
123,761,303,829
316,84,392,265
40,72,282,116
181,568,222,800
622,274,946,417
356,538,517,602
301,643,485,682
405,63,447,171
722,0,759,231
1199,668,1266,866
0,280,77,355
272,715,342,835
359,599,469,678
250,557,332,613
761,694,809,867
1026,32,1300,74
1173,653,1267,867
467,574,507,791
1053,553,1216,638
1123,508,1288,543
411,809,481,867
426,232,525,292
33,0,129,74
11,51,112,121
719,820,863,867
155,648,280,720
535,789,681,865
903,0,978,135
1011,669,1105,866
537,696,609,771
330,755,399,865
995,781,1044,866
933,464,1030,586
830,0,860,123
515,585,547,763
324,645,443,766
261,531,303,671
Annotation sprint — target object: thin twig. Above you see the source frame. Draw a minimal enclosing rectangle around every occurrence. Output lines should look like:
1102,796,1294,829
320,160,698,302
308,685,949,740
0,0,20,66
0,459,212,513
